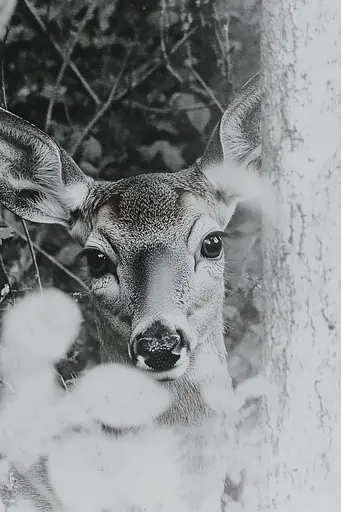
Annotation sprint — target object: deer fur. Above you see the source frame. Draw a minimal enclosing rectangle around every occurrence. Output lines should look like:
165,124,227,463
0,74,264,511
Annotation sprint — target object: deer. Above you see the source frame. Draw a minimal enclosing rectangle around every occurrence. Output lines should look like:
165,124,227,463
0,73,263,511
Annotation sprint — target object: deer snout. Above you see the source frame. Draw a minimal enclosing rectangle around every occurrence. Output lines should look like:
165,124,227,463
130,321,190,378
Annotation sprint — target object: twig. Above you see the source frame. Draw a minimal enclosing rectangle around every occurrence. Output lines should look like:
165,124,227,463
45,1,101,133
106,25,199,106
22,0,198,112
0,41,7,107
169,25,198,57
7,222,89,292
20,219,43,294
21,0,101,106
189,66,224,113
69,26,199,156
160,0,183,83
0,27,9,109
211,1,230,77
70,48,132,157
123,98,215,114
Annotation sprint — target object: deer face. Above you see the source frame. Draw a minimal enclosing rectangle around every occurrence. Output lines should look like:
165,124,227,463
77,171,233,380
0,74,261,382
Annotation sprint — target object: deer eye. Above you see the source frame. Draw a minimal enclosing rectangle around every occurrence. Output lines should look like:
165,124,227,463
84,249,110,278
200,234,223,259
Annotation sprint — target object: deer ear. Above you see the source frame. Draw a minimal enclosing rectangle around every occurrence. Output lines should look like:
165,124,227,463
198,74,262,222
0,107,94,227
200,73,261,172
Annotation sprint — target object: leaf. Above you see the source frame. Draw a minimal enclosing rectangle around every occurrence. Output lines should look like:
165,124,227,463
81,137,102,163
147,8,179,29
0,227,13,247
138,141,185,171
98,0,119,32
149,118,179,135
79,160,100,178
40,84,67,100
67,128,84,154
171,93,211,133
187,107,211,134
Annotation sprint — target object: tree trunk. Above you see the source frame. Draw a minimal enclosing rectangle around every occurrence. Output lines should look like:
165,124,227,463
259,0,341,510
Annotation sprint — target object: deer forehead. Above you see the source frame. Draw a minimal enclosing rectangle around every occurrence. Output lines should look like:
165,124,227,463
117,175,182,226
91,174,215,244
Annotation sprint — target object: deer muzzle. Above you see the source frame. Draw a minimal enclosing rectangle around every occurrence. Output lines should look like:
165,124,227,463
130,321,189,377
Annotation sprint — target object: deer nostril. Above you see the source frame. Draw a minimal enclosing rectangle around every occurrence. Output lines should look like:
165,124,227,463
137,334,181,357
132,328,185,372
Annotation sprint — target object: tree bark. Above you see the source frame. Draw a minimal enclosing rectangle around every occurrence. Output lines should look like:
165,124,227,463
259,0,341,510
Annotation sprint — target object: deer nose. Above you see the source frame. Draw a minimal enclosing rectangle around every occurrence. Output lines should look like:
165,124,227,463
131,321,185,372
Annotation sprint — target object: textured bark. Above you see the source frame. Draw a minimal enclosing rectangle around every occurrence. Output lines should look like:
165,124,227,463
259,0,341,510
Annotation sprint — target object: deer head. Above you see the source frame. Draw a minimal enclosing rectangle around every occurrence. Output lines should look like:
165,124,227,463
0,74,261,390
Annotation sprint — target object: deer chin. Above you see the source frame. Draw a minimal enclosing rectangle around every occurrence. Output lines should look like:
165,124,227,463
134,348,190,382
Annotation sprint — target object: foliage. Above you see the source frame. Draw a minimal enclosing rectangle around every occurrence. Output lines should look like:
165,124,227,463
5,0,231,175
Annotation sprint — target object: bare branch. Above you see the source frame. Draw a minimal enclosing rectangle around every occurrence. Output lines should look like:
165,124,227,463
169,25,198,56
108,25,199,106
45,0,101,133
0,27,9,109
211,1,230,78
123,99,215,114
20,219,43,294
21,0,101,106
21,0,198,116
70,48,132,158
189,66,224,113
7,222,89,292
69,26,199,156
160,0,183,83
